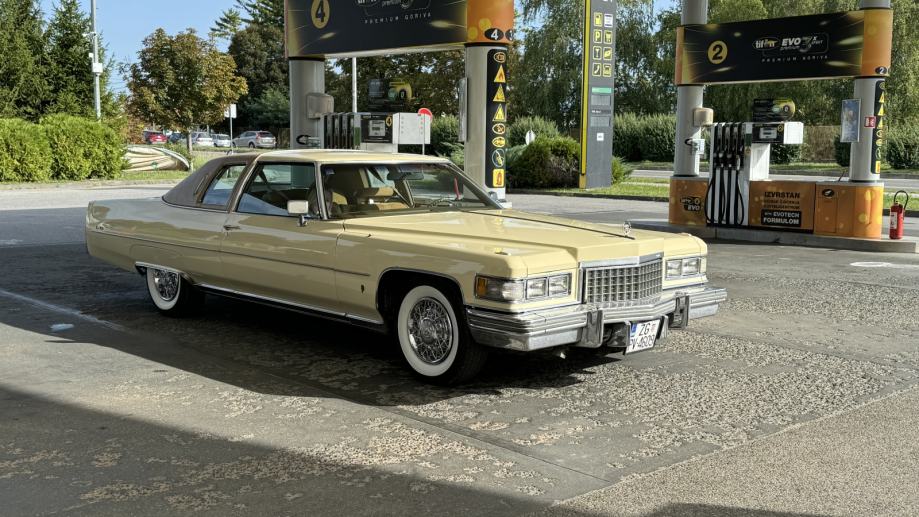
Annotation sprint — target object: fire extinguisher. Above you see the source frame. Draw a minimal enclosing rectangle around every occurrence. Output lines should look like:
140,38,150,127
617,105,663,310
890,191,910,240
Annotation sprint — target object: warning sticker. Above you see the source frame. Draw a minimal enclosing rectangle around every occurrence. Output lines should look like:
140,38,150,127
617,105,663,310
494,66,506,84
493,85,506,103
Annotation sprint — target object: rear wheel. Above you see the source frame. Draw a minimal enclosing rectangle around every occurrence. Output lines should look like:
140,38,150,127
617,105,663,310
145,267,203,316
248,142,255,149
396,284,488,385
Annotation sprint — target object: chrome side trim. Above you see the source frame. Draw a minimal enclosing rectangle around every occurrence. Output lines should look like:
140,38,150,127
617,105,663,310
198,282,385,326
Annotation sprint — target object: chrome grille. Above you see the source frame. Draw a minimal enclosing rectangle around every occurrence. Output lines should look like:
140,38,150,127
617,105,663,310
583,260,662,305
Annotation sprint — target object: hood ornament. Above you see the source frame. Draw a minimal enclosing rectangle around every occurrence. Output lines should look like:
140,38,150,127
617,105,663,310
623,221,632,237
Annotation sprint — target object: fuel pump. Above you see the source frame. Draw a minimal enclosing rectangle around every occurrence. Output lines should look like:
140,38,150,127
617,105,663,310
322,112,431,153
706,121,804,228
706,123,746,226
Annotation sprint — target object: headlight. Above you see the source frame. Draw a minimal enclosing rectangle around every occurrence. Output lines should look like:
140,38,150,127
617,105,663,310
476,273,571,302
666,257,704,279
526,278,548,298
548,274,571,297
475,276,525,302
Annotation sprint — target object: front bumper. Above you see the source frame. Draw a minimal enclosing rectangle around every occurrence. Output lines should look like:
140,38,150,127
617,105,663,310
467,286,727,352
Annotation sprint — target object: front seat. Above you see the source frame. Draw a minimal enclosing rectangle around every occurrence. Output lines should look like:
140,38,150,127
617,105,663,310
307,186,348,218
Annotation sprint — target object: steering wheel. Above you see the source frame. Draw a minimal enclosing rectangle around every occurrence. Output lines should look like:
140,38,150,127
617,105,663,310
259,171,290,202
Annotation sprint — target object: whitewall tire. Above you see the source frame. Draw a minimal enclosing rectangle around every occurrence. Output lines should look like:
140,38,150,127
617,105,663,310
396,284,488,384
145,267,202,316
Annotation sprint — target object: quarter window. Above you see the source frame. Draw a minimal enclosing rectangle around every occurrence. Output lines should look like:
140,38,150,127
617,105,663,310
201,164,246,209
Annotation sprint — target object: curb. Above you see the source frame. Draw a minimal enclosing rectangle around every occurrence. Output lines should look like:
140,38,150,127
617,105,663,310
633,167,919,181
509,189,670,203
629,220,919,255
508,190,919,218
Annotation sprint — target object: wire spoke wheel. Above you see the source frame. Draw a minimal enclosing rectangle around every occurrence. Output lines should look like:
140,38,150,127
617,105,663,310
407,297,454,365
151,269,180,302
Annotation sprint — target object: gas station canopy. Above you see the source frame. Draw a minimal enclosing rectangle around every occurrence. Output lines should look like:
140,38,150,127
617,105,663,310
285,0,514,59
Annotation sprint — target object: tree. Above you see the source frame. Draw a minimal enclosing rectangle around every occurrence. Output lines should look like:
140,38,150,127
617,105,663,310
211,8,243,41
228,24,287,130
45,0,96,116
0,0,48,120
247,87,289,131
127,29,248,153
236,0,284,28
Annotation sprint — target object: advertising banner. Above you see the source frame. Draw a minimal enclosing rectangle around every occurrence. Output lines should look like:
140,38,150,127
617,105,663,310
285,0,514,59
675,10,893,85
748,181,816,231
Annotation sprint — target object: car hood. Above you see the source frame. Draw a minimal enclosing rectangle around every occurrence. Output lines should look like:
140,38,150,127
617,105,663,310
342,209,704,275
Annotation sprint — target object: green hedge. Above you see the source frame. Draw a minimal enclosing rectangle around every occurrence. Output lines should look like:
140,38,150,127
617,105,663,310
834,136,851,167
613,113,643,161
0,119,52,182
614,114,676,162
612,156,632,184
42,115,124,180
771,143,803,165
508,116,560,147
886,124,919,170
507,136,580,189
431,115,459,157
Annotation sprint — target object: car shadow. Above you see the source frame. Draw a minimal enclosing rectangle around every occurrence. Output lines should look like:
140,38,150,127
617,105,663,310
0,386,591,516
0,242,624,410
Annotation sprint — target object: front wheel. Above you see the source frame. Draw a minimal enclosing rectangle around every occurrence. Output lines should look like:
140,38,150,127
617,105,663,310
145,267,203,316
396,285,488,385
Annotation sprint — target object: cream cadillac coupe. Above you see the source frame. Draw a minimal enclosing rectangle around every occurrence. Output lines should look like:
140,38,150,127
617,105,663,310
86,151,725,384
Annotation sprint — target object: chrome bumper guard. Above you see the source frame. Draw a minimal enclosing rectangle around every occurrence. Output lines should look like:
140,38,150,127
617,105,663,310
467,286,727,352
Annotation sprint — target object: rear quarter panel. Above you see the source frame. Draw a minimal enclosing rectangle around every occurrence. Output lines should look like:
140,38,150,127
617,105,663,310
86,197,228,285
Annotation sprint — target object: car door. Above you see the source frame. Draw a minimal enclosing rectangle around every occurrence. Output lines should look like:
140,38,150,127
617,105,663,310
219,161,344,311
156,161,248,287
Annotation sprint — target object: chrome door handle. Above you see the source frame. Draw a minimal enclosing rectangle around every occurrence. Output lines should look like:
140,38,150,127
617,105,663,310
223,224,241,231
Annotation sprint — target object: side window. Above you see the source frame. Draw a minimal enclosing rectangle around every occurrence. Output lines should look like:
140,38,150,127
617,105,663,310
237,163,317,217
200,165,247,209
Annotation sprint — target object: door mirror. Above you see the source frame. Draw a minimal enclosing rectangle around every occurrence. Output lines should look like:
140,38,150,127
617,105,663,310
287,200,309,215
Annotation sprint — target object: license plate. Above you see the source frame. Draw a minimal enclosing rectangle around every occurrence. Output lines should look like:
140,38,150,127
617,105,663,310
626,319,661,354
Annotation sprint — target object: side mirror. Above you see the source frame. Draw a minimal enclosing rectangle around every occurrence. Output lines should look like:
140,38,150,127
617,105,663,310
288,200,317,227
288,200,309,215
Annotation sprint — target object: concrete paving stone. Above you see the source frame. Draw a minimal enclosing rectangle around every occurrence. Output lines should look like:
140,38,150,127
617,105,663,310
538,386,919,517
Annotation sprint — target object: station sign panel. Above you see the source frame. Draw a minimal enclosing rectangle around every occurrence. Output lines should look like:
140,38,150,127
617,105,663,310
579,0,616,189
285,0,514,58
675,9,893,85
485,49,508,188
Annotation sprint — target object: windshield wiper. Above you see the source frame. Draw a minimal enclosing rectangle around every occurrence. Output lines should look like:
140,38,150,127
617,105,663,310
428,196,458,208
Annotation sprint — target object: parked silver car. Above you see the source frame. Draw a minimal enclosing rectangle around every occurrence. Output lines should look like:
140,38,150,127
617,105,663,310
191,132,214,147
233,131,276,149
212,134,233,148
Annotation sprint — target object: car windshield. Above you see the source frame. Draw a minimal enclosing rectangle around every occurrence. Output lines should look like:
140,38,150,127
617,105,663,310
258,132,273,137
319,162,499,219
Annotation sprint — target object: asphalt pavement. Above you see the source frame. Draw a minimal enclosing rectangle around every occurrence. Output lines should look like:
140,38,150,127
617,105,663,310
1,184,919,516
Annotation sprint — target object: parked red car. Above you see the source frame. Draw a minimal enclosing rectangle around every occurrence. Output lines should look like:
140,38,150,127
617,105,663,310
143,131,168,145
